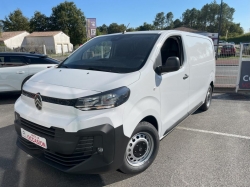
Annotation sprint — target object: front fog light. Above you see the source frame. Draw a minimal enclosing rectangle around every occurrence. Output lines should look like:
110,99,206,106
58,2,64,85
98,147,103,153
75,87,130,111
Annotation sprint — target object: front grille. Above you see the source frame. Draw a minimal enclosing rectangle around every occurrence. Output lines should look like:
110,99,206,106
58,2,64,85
18,135,94,168
22,90,77,106
22,90,35,98
44,136,94,167
44,150,92,167
20,118,55,138
74,136,94,153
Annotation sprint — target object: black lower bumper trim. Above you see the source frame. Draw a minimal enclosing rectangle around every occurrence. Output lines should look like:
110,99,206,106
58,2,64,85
15,115,129,174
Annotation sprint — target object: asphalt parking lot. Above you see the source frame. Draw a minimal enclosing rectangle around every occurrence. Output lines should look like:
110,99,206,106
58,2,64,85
0,92,250,187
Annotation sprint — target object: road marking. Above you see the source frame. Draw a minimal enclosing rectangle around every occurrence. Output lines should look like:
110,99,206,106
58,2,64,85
176,126,250,140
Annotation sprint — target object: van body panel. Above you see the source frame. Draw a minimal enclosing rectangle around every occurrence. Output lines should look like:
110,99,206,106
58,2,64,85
183,34,215,111
24,80,100,99
29,68,141,92
122,62,161,137
15,95,125,132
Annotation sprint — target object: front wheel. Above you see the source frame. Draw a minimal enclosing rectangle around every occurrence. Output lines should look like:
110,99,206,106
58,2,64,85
119,121,159,174
200,85,213,111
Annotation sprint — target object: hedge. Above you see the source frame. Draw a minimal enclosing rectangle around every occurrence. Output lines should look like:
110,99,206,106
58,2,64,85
221,33,250,44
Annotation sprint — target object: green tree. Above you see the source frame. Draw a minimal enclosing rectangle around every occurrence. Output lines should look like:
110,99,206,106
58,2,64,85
166,12,174,29
107,23,126,34
173,19,182,28
30,11,49,32
97,24,108,35
153,12,165,29
0,21,3,37
126,27,136,32
50,1,86,45
181,1,243,36
137,22,155,31
227,23,244,37
182,8,200,28
2,9,30,31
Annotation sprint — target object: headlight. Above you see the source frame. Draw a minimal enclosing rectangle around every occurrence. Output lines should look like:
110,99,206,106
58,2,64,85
75,87,130,111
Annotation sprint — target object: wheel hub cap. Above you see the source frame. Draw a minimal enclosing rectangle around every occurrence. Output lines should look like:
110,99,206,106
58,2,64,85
133,141,147,157
126,132,154,167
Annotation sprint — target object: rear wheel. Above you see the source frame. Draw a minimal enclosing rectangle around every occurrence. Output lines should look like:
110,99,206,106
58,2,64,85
200,85,213,111
119,121,159,174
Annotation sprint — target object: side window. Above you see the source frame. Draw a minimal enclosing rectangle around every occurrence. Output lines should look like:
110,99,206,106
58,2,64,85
26,57,50,64
0,56,4,68
3,56,26,67
82,41,112,59
0,56,4,63
160,36,184,67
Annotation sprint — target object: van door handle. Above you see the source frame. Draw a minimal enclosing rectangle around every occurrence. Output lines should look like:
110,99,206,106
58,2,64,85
16,71,25,74
183,74,189,80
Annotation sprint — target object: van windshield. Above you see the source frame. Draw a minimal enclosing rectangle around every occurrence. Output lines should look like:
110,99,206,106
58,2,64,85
59,34,159,73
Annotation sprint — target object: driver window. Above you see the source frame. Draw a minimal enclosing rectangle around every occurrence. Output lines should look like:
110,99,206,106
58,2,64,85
82,41,112,59
161,36,184,66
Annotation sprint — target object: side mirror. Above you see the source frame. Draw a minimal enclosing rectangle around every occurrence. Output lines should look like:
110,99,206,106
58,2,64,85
155,57,180,75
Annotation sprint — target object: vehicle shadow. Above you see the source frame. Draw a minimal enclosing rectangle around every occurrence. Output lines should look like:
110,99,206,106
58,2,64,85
0,93,20,105
0,125,134,187
212,93,250,101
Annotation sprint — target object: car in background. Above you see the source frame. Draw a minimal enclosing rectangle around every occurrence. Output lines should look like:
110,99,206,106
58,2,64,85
219,40,228,46
228,42,235,45
220,44,236,57
0,52,59,93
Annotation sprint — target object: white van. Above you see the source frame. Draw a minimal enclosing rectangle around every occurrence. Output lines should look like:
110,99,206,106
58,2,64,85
14,31,215,174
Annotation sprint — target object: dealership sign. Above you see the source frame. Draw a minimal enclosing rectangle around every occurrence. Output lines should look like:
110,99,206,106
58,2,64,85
87,18,96,38
238,60,250,90
236,43,250,92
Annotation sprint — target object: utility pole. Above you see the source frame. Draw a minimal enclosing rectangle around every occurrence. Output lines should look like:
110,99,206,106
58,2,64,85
216,0,223,59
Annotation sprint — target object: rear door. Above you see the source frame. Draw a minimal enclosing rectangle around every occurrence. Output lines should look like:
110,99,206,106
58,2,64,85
0,55,29,92
183,35,214,112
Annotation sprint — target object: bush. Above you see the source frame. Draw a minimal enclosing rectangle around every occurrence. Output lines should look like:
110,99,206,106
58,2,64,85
221,33,250,44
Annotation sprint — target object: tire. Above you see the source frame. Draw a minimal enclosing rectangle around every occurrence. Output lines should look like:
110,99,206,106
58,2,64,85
119,121,159,174
200,85,213,111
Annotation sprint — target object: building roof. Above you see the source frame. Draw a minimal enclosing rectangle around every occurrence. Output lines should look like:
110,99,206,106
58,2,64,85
27,31,62,37
0,31,28,41
174,27,207,33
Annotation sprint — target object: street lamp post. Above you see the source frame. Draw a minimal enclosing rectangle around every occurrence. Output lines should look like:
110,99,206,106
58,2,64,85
216,0,223,59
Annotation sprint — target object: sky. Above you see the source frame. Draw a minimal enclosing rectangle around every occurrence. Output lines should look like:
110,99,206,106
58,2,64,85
1,0,250,33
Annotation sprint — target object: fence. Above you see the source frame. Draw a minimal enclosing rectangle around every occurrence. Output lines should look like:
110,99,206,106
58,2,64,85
0,45,73,61
0,45,44,54
214,43,243,89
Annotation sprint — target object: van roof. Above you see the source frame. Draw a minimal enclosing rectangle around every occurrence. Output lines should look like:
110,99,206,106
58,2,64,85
96,30,212,40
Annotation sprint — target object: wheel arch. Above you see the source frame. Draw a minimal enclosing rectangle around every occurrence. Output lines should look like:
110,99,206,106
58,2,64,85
122,96,162,138
140,116,158,132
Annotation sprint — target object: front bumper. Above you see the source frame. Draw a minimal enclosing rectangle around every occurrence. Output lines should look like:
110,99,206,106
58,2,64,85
15,114,129,174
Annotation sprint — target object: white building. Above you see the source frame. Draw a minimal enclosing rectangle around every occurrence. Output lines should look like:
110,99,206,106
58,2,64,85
22,31,73,54
0,31,30,49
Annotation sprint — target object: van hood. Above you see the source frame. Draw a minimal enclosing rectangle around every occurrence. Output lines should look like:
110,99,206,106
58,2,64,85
29,68,140,92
